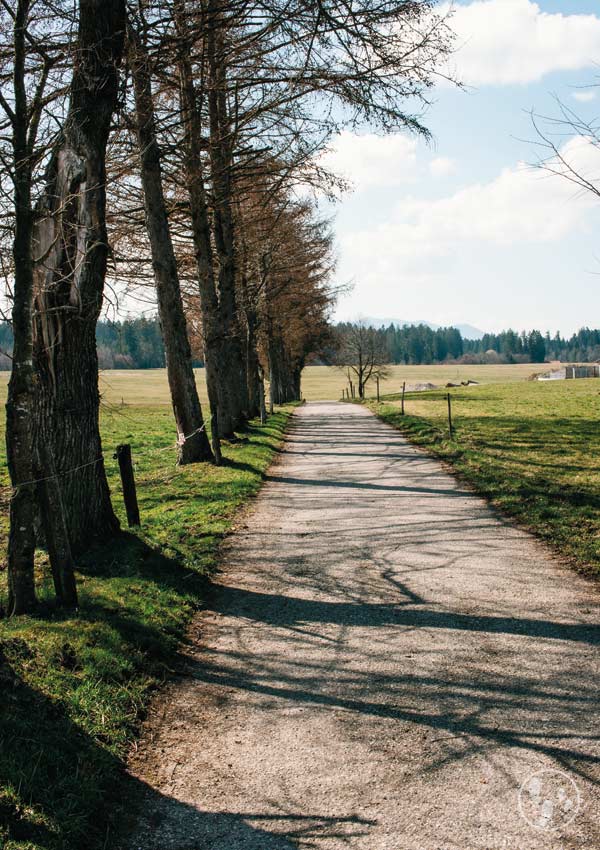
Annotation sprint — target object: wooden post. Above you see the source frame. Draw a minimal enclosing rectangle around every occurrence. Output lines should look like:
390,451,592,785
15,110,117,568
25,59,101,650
115,444,140,527
401,381,406,415
210,411,222,466
376,376,380,403
351,382,355,399
447,393,454,439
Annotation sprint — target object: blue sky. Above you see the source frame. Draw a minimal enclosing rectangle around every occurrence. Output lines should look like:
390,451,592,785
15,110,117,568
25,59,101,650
330,0,600,335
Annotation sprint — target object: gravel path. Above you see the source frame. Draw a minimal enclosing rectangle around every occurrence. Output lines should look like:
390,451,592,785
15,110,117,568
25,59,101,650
127,402,600,850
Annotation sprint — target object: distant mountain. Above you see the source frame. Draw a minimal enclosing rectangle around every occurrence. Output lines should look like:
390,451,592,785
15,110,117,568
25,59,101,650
357,317,486,340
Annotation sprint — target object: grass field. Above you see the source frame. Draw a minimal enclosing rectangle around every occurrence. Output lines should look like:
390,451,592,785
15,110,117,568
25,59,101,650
368,379,600,576
301,362,548,399
0,362,546,415
0,404,294,850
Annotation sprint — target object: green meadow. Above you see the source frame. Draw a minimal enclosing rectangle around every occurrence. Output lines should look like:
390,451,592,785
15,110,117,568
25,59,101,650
0,361,545,412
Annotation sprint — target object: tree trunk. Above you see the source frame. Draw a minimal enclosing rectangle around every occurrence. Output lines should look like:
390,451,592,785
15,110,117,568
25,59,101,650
35,442,78,607
244,307,261,419
268,330,300,404
31,0,125,554
293,366,302,401
129,25,212,465
5,121,37,614
206,4,248,430
174,3,232,442
6,0,38,615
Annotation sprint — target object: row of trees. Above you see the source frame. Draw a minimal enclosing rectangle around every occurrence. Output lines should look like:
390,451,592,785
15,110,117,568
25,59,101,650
1,0,453,613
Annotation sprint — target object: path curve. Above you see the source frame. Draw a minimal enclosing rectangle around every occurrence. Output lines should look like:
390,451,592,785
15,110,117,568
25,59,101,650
127,402,600,850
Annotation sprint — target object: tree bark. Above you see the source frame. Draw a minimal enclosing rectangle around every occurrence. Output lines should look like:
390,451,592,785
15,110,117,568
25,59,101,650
129,23,212,464
5,0,38,614
205,3,248,430
267,329,300,404
35,442,78,607
31,0,125,554
174,5,232,442
5,29,37,612
244,306,261,419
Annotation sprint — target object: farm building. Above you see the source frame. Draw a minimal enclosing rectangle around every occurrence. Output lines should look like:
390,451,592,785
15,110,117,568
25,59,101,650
536,365,600,381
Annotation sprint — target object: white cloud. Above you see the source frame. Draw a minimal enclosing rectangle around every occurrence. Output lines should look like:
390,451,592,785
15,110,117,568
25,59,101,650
340,137,600,271
321,131,418,189
429,157,457,177
572,90,597,103
444,0,600,86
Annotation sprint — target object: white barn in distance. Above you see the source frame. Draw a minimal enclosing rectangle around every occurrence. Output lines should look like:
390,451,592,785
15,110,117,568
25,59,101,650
536,365,600,381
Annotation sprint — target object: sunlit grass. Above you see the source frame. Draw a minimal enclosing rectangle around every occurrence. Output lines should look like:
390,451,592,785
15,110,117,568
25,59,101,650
0,361,550,413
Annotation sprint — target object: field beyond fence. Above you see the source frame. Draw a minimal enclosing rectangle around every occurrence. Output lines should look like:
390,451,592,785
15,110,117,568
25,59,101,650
0,362,549,417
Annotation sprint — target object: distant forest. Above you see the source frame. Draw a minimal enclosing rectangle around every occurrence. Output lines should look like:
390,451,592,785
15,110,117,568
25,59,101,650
1,317,170,370
1,318,600,370
333,322,600,366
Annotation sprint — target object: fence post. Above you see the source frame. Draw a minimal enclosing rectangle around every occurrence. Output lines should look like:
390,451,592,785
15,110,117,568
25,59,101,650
115,444,140,527
401,381,406,415
376,376,380,403
447,393,454,439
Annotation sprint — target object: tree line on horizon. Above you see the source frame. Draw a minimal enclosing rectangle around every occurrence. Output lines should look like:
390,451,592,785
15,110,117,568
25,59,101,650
334,322,600,366
2,318,599,373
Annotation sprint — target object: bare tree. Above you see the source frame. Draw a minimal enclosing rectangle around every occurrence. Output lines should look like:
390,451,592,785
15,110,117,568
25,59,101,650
127,5,213,463
1,0,79,614
336,323,390,399
31,0,126,554
163,0,454,430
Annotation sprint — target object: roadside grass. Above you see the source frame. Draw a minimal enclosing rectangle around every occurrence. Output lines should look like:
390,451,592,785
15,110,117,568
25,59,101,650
367,379,600,577
0,404,293,850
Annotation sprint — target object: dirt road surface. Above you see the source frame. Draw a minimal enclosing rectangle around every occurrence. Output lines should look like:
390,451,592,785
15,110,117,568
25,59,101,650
126,402,600,850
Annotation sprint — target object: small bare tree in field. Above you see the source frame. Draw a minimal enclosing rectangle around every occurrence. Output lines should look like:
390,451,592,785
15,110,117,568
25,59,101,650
336,323,390,399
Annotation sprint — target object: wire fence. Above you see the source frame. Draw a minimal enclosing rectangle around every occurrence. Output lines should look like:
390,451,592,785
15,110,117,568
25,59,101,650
8,422,208,494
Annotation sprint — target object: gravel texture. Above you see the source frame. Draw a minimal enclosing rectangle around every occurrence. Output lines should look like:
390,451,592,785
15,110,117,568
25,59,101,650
126,402,600,850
